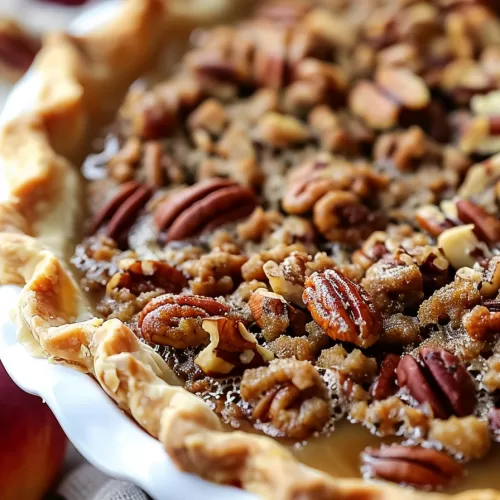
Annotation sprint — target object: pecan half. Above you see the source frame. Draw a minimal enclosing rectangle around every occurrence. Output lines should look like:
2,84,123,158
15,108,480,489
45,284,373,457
195,317,274,376
350,68,430,130
106,259,187,296
255,112,310,147
282,176,337,215
349,81,400,130
89,181,152,239
138,294,230,347
154,178,258,242
154,178,232,229
361,445,463,489
375,67,430,110
303,269,382,348
188,50,243,85
456,199,500,244
397,347,476,419
370,354,400,400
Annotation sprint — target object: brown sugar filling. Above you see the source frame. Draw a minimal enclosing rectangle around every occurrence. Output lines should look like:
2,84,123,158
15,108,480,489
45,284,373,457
294,422,500,492
71,0,500,492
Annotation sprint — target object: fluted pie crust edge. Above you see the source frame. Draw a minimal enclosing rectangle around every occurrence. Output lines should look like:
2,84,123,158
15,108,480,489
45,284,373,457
0,1,499,499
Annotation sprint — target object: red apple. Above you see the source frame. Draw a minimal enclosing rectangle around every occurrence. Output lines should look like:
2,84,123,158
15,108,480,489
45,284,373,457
0,361,67,500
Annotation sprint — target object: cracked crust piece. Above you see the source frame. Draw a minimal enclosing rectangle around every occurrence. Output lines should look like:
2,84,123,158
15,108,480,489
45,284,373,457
1,0,500,499
1,232,498,500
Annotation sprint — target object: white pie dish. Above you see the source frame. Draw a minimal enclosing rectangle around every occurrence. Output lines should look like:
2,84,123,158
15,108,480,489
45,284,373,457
0,3,253,499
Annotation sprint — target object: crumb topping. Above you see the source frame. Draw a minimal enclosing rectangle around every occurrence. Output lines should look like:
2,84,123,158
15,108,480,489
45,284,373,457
72,0,500,491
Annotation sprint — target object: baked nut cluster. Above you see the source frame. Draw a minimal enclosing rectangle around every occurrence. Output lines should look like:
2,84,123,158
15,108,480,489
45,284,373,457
73,0,500,491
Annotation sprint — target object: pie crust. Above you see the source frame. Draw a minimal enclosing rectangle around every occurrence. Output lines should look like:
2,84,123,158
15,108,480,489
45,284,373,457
1,1,500,499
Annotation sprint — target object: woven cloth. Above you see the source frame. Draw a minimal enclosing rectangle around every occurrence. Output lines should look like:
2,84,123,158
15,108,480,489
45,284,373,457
55,463,150,500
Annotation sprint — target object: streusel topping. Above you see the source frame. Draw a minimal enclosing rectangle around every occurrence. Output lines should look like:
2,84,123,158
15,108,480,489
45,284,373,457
72,0,500,491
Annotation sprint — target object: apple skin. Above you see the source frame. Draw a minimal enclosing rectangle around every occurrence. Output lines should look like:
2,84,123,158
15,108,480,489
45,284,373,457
0,361,67,500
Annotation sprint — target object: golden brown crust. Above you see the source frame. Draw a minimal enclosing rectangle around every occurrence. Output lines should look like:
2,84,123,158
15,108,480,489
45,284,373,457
0,201,31,235
0,0,173,260
0,117,81,258
35,0,166,159
1,1,500,499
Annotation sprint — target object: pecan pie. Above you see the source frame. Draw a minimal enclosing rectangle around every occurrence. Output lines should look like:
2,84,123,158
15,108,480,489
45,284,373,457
5,0,500,498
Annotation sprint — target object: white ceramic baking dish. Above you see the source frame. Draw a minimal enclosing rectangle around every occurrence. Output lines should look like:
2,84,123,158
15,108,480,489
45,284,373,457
0,3,253,499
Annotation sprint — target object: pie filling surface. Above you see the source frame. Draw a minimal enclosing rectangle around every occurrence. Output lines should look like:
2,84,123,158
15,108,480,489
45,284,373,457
66,0,500,492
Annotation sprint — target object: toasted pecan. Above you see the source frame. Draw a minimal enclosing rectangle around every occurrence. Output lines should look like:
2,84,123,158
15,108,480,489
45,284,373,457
397,347,476,419
362,445,463,489
154,179,257,241
89,181,152,239
139,294,230,347
303,269,382,348
456,199,500,244
154,178,236,230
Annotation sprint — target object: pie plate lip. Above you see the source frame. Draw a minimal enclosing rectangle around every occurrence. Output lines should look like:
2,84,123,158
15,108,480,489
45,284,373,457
0,3,253,499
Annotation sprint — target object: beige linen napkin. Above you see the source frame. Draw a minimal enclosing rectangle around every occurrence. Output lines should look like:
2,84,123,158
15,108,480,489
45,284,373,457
55,463,150,500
